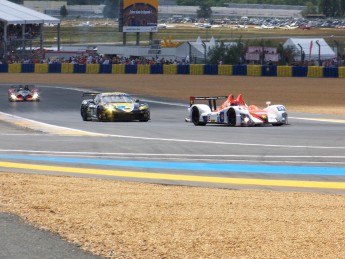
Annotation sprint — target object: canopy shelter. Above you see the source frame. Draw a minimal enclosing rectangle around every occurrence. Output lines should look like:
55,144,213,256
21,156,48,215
283,38,336,64
0,0,61,59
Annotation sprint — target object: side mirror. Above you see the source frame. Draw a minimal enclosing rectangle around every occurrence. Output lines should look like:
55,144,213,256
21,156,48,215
135,99,140,103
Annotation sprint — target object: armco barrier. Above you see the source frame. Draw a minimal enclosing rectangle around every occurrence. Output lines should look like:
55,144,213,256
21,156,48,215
0,64,344,78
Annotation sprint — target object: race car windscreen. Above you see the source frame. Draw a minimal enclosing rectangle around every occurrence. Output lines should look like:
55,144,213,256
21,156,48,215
102,95,134,103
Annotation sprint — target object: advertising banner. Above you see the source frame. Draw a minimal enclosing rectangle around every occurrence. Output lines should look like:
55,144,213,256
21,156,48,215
120,0,158,33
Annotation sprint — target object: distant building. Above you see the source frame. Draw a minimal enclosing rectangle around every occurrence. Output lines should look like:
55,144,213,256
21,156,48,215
24,1,303,20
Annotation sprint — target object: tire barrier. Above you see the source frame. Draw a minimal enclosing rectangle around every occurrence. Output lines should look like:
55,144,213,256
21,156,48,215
0,64,344,78
99,64,112,74
339,67,345,78
307,66,323,78
163,64,177,74
277,66,292,77
204,64,218,75
48,63,61,73
61,63,73,73
218,65,232,76
8,63,22,73
262,65,277,77
292,66,308,77
112,64,125,74
137,64,150,74
150,64,163,74
86,64,100,74
0,64,8,73
34,63,49,73
232,65,247,76
247,65,262,77
189,64,204,75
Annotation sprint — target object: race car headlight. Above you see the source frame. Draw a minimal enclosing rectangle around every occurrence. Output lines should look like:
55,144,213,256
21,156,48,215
104,105,113,112
241,114,251,124
32,93,39,99
10,94,17,100
139,104,149,110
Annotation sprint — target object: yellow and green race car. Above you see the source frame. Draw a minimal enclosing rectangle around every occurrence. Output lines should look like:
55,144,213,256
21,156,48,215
81,92,150,122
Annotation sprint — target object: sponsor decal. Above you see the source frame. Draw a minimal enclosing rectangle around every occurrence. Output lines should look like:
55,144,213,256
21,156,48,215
276,106,285,112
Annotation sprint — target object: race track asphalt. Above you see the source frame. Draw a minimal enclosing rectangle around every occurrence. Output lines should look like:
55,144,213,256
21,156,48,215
0,84,345,257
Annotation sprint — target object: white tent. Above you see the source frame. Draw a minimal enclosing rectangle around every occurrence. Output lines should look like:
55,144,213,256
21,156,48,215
283,38,336,62
0,0,60,24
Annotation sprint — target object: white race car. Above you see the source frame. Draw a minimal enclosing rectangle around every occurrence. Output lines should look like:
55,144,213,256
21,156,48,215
185,94,288,126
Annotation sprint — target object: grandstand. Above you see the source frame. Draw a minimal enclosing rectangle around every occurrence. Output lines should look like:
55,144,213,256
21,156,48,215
0,0,60,60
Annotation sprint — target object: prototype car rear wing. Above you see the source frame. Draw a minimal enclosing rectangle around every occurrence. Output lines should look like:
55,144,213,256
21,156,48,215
82,92,100,97
189,96,228,111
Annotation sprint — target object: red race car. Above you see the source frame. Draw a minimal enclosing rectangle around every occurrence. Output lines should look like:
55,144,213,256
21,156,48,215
8,85,40,102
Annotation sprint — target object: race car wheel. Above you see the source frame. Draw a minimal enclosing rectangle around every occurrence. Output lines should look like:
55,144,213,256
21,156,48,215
81,107,89,121
227,108,237,126
97,107,105,122
191,107,206,126
139,111,150,122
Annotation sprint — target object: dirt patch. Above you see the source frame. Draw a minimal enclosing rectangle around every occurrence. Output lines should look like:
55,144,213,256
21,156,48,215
1,173,345,258
1,73,345,258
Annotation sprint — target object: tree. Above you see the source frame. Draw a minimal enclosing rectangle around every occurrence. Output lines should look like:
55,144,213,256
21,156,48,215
340,0,345,16
302,1,318,16
319,0,342,17
60,5,68,18
103,0,120,19
196,3,212,19
207,38,246,65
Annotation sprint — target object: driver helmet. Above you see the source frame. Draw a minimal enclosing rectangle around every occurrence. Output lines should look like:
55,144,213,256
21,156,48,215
230,100,240,106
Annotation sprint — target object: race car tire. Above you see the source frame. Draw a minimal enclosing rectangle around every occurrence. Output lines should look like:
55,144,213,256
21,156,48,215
97,107,105,122
227,108,237,126
191,107,206,126
81,107,89,121
139,112,150,122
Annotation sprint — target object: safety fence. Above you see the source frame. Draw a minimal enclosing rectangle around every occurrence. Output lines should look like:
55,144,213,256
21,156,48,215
1,63,344,78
